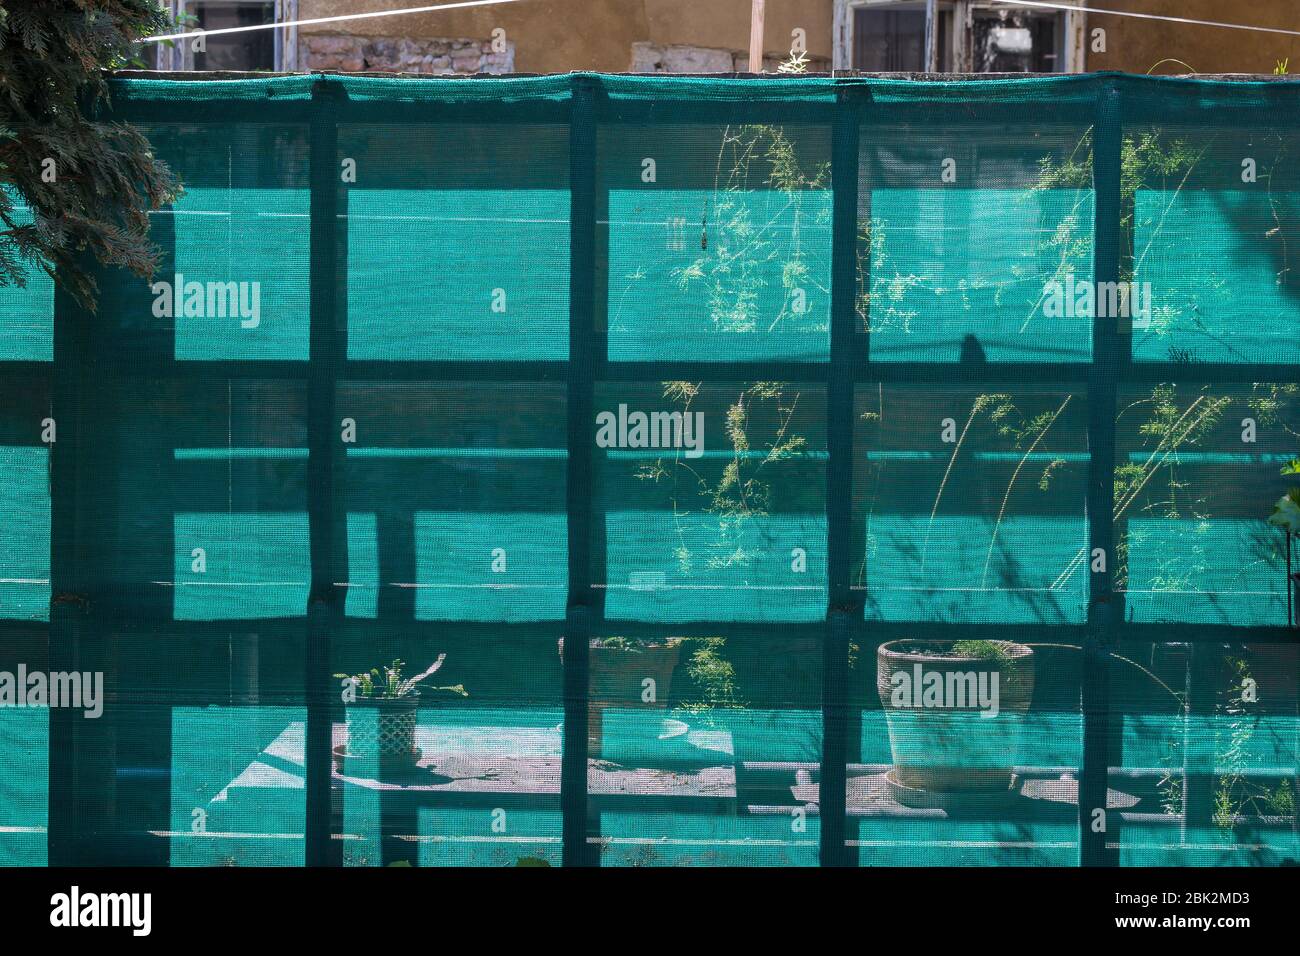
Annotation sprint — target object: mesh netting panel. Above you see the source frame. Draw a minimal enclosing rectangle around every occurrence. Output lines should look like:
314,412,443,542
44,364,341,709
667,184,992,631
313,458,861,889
851,635,1084,865
103,379,311,621
338,382,567,622
601,124,832,361
0,73,1295,867
0,195,53,361
1110,640,1298,866
597,381,827,622
856,384,1090,624
96,122,311,362
0,375,50,623
0,626,47,865
1116,383,1296,625
341,123,571,361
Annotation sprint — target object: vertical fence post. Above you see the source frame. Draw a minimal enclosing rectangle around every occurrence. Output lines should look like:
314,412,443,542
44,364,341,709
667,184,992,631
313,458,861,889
822,82,863,868
47,90,112,862
306,76,342,867
563,74,598,868
749,0,767,73
1082,76,1124,867
47,278,87,865
1181,641,1218,844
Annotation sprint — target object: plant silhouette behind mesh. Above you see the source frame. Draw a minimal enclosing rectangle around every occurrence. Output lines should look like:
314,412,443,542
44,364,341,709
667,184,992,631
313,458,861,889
333,657,466,700
1156,654,1295,835
856,124,1295,839
623,121,830,710
638,381,808,580
634,382,808,712
857,389,1074,593
630,115,827,577
669,124,829,338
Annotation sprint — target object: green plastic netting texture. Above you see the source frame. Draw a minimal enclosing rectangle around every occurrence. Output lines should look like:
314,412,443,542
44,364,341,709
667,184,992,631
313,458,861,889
0,73,1295,867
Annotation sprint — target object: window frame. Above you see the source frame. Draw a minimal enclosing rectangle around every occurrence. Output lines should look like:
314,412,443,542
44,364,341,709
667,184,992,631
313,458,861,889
833,0,1086,73
156,0,298,72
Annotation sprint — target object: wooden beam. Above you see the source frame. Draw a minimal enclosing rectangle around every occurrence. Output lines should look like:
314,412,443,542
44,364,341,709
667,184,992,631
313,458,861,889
1066,3,1088,73
749,0,766,72
953,1,972,73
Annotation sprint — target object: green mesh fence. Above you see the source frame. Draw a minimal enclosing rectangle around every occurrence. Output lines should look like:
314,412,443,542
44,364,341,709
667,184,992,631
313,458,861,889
0,72,1296,867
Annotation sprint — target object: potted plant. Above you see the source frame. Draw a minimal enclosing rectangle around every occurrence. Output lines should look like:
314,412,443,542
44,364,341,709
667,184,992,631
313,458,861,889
1154,649,1297,857
876,639,1035,797
559,636,683,758
1268,457,1300,627
333,656,467,772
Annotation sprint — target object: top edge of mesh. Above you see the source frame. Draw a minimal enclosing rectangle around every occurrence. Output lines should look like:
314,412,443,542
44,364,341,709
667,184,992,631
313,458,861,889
101,71,1300,107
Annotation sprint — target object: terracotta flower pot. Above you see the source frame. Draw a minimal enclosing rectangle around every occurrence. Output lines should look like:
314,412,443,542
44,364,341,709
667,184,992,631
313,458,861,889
559,638,682,757
876,640,1034,793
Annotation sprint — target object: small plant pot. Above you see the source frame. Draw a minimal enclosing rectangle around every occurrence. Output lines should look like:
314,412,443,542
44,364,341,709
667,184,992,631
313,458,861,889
559,638,682,757
342,694,421,770
876,640,1034,794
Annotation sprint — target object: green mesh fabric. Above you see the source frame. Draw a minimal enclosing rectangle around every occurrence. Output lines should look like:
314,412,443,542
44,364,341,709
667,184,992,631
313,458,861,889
0,196,53,361
0,73,1295,867
342,123,571,361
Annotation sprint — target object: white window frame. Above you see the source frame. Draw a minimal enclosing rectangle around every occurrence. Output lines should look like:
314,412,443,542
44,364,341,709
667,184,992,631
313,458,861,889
833,0,1087,73
156,0,298,71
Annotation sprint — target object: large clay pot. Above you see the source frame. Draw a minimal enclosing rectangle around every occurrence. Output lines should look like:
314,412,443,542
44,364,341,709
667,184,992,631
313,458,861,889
877,640,1034,793
560,639,682,757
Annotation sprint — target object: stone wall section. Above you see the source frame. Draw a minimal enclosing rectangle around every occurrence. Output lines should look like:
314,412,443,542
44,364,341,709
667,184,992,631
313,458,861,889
299,35,515,74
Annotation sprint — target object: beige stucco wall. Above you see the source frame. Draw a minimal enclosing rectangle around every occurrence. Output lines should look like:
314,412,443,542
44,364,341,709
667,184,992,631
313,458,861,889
301,0,643,72
298,1,1300,75
1086,0,1300,74
299,0,834,73
640,0,834,62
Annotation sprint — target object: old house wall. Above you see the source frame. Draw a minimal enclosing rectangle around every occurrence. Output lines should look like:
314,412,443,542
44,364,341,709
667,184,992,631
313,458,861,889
296,1,1300,76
